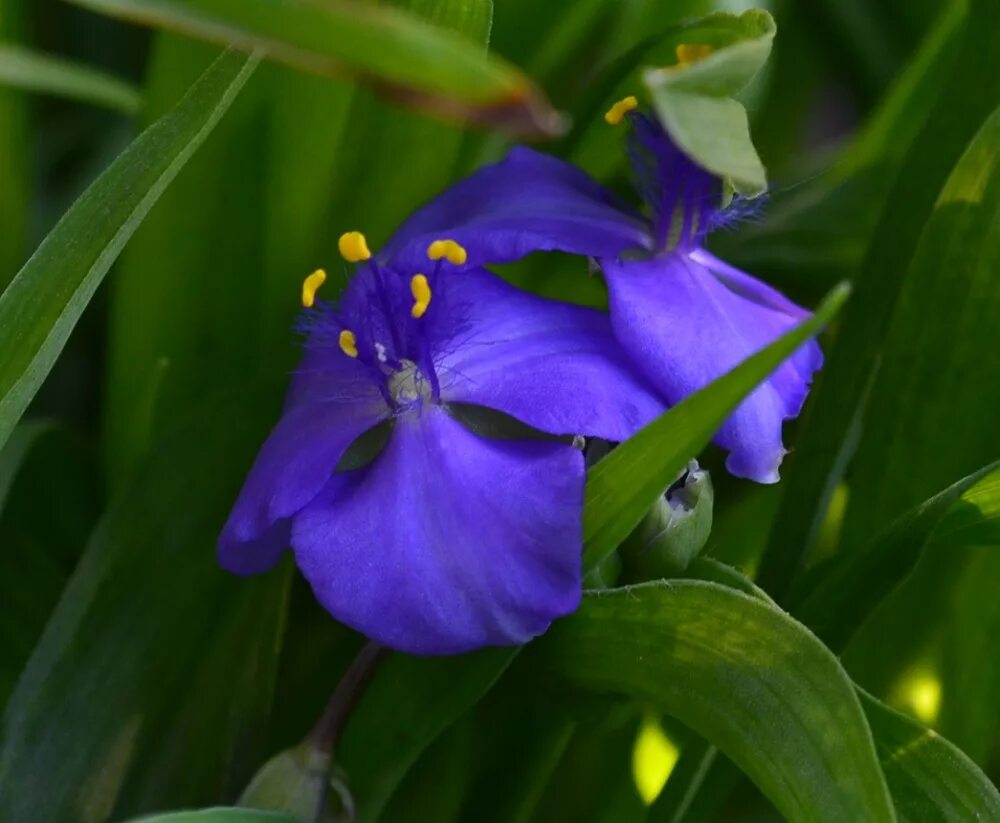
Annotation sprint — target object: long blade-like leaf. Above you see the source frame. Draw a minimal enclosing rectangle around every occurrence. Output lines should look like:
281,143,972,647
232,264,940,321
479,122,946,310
0,50,256,453
0,43,141,113
64,0,561,136
792,461,1000,651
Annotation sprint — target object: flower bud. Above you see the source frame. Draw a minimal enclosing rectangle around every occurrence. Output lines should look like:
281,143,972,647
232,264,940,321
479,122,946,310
620,461,713,578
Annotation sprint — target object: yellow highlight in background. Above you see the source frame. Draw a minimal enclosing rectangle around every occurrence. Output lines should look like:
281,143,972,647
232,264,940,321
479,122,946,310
632,715,680,805
896,669,942,725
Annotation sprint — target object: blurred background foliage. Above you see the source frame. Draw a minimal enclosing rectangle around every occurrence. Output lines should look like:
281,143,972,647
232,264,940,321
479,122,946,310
1,0,998,821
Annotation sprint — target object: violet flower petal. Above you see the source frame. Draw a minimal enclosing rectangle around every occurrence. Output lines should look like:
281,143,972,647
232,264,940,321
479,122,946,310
291,406,583,655
602,252,823,483
434,268,664,440
218,397,388,574
382,147,650,271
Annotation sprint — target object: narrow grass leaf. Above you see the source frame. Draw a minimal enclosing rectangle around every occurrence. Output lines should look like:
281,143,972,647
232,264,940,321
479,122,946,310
63,0,560,136
0,43,141,113
0,50,257,454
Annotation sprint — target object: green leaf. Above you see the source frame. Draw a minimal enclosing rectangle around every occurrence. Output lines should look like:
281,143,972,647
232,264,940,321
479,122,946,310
931,464,1000,547
658,562,1000,822
840,101,1000,548
102,38,272,482
757,0,1000,598
643,10,775,196
582,281,849,574
64,0,560,137
125,810,302,823
0,50,257,454
716,2,965,299
0,43,141,113
860,690,1000,823
792,461,1000,652
338,648,516,820
0,423,101,707
0,0,28,289
536,580,895,822
0,380,290,821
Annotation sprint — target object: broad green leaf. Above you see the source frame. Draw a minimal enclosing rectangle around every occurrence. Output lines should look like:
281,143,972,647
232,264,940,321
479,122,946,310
0,43,141,113
643,10,775,196
126,810,302,823
757,0,1000,598
64,0,559,137
0,0,28,289
661,562,1000,822
0,50,257,455
860,690,1000,823
0,380,290,821
582,281,849,574
792,462,1000,652
536,581,895,822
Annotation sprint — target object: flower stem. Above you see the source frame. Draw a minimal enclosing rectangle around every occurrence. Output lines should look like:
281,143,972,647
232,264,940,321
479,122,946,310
308,641,387,821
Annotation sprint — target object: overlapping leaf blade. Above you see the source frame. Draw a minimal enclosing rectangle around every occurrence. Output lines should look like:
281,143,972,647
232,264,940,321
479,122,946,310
0,50,257,454
64,0,559,136
0,43,141,112
793,462,1000,651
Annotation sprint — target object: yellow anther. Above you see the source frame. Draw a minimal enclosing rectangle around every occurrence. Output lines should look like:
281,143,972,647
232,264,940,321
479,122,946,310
338,231,371,263
301,269,327,308
675,43,714,65
604,95,639,125
410,273,432,318
427,239,468,266
338,329,358,358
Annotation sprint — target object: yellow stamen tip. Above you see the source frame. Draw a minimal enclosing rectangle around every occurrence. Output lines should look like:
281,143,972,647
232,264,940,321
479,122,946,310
410,273,432,318
301,269,327,308
427,239,467,266
604,95,639,125
675,43,714,65
338,329,358,358
338,231,371,263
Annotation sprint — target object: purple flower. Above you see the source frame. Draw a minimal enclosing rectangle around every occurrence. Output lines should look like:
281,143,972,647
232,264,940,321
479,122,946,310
387,110,823,483
219,229,662,655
